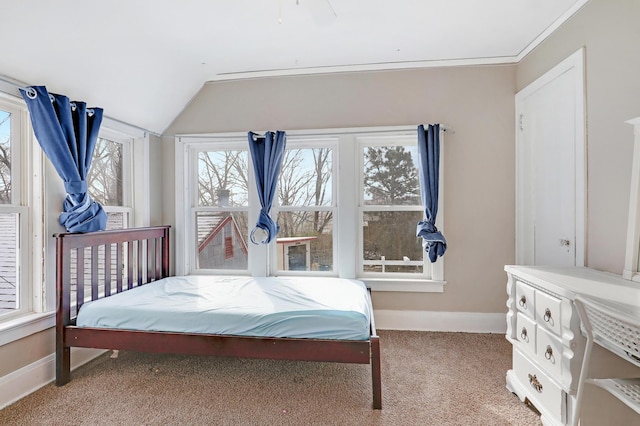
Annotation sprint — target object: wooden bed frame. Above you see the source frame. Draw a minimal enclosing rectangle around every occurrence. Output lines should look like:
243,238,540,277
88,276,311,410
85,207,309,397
55,225,382,409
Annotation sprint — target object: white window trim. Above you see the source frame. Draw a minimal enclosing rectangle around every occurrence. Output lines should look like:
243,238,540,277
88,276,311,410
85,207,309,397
271,136,338,276
357,134,430,279
0,91,46,342
176,125,446,292
96,127,137,228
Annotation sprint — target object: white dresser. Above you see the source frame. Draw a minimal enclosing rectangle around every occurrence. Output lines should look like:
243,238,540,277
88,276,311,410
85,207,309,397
505,265,640,425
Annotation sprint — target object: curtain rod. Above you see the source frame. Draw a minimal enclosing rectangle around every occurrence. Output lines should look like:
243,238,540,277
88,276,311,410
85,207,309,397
178,125,453,141
0,74,156,137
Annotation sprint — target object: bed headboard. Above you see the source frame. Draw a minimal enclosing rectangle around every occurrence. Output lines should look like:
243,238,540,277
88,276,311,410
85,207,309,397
54,225,171,323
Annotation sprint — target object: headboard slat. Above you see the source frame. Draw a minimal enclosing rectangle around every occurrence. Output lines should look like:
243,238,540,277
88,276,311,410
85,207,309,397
116,241,123,293
91,246,98,301
127,240,134,290
77,248,85,311
105,243,112,297
54,226,171,324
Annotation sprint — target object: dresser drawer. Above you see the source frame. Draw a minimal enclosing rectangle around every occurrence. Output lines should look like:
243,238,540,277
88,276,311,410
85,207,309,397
513,349,566,424
536,326,563,378
516,312,537,356
515,280,535,319
535,289,562,336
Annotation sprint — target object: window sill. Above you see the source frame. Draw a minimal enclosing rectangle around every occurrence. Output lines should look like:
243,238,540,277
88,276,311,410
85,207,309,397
362,278,446,293
0,312,55,347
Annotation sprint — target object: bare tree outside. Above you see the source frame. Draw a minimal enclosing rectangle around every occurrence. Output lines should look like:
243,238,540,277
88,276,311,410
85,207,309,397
278,148,332,234
0,111,11,204
198,150,249,237
87,138,123,206
198,151,249,206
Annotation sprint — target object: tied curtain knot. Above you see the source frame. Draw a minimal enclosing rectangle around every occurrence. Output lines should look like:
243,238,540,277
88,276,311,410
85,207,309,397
64,179,88,194
416,220,447,263
416,220,438,235
251,209,279,245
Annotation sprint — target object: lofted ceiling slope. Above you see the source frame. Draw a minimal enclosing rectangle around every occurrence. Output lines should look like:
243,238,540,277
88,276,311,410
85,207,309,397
0,0,588,134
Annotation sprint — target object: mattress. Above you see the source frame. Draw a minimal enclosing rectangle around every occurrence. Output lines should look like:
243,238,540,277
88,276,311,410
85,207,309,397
75,275,372,340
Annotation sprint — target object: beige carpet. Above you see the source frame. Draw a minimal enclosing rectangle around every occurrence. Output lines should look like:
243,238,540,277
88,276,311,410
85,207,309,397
0,331,542,425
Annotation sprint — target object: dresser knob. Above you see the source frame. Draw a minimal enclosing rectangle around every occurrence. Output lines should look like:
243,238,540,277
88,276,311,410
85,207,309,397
545,345,554,361
528,374,543,393
543,308,552,322
520,327,528,341
519,295,527,308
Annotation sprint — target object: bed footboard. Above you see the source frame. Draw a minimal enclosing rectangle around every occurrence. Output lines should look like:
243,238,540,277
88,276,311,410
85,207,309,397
55,226,171,385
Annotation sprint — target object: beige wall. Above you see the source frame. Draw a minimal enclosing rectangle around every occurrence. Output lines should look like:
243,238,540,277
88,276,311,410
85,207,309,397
0,329,54,377
517,0,640,274
164,65,517,313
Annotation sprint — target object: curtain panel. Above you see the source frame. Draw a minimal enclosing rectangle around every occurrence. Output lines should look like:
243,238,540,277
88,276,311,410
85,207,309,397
20,85,107,233
416,124,446,262
247,130,287,244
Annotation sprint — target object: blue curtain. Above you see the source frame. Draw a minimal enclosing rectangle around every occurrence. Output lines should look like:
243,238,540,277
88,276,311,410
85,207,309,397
20,86,107,233
247,131,287,244
416,124,447,262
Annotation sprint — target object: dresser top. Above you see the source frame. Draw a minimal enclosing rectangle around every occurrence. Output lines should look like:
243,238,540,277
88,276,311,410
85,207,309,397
505,265,640,309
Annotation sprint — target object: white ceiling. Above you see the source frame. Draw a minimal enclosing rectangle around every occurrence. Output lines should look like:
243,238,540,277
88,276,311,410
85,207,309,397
1,0,588,134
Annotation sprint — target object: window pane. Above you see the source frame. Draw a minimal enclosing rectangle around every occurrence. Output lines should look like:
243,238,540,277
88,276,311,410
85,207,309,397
198,151,248,207
196,211,248,270
362,211,424,273
363,145,421,206
0,213,18,312
0,110,11,204
276,210,333,271
88,138,123,206
279,148,332,206
106,211,127,230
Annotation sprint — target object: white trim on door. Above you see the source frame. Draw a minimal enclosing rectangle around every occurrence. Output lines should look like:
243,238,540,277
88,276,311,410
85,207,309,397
515,48,586,267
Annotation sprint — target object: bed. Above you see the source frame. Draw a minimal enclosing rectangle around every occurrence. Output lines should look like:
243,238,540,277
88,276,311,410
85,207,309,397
55,226,382,409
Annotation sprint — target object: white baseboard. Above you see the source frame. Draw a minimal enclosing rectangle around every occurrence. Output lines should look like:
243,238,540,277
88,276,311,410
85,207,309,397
374,309,507,334
0,347,106,410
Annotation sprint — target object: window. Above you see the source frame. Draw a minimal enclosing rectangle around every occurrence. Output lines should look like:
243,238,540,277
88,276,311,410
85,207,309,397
0,93,41,320
67,131,137,308
275,141,336,273
194,146,249,271
359,137,425,276
178,127,444,290
88,134,133,230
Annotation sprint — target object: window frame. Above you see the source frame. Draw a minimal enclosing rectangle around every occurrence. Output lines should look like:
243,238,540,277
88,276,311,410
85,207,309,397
347,129,445,291
0,91,44,327
271,136,338,276
357,134,429,278
176,126,445,292
92,128,135,229
184,138,252,275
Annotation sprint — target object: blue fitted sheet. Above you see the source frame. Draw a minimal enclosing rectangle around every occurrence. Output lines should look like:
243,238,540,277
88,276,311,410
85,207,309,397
76,275,372,340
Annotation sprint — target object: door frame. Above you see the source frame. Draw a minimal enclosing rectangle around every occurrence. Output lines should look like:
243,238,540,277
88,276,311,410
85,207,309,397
515,48,586,266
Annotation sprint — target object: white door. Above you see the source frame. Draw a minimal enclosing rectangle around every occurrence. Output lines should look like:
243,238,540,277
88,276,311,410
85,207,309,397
516,49,586,267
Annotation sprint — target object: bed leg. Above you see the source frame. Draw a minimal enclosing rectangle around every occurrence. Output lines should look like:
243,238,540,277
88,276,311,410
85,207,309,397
371,336,382,409
56,344,71,386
